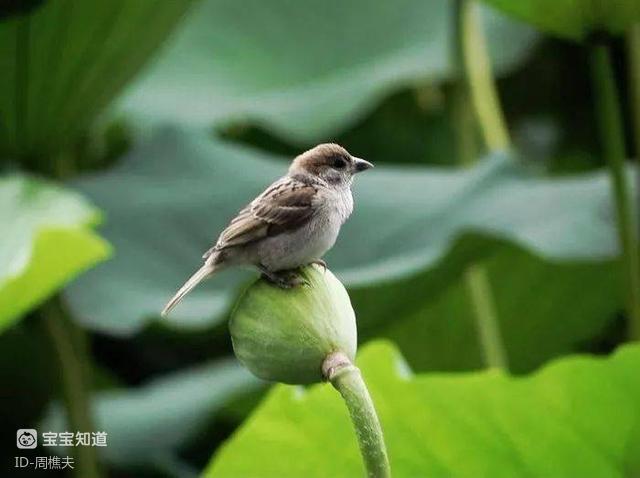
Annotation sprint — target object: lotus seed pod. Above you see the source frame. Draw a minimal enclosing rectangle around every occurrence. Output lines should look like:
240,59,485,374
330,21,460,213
229,265,357,384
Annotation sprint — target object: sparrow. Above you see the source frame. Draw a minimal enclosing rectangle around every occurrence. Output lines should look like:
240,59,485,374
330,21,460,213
161,143,373,317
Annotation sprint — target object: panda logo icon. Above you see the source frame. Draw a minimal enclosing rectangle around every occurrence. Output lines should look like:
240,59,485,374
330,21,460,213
17,429,37,449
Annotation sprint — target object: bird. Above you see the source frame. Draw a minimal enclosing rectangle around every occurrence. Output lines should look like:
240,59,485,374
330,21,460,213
161,143,373,317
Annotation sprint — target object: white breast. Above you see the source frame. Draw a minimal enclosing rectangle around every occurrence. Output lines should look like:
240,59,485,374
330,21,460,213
333,184,354,224
256,186,353,271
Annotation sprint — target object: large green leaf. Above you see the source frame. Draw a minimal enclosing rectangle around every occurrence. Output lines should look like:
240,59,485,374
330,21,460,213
371,243,622,374
41,358,263,472
206,340,640,477
117,0,537,144
0,175,109,333
481,0,640,41
64,130,628,375
0,0,193,157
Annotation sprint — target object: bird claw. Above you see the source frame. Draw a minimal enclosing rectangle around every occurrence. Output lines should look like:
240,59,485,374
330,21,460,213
281,272,310,288
261,268,309,288
310,259,327,273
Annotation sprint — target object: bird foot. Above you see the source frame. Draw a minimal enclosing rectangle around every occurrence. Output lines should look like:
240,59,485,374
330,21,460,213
310,259,327,273
260,267,309,288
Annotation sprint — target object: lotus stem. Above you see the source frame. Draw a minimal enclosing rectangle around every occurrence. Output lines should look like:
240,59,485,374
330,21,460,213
590,41,640,339
323,351,390,478
455,0,509,369
43,298,102,478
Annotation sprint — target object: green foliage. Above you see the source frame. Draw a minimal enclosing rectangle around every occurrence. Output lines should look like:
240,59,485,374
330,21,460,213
118,0,537,143
0,0,193,157
0,176,109,333
0,0,637,475
370,243,622,373
206,340,640,477
481,0,640,41
41,358,262,471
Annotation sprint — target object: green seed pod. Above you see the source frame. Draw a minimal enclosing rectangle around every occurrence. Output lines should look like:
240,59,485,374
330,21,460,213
229,265,357,384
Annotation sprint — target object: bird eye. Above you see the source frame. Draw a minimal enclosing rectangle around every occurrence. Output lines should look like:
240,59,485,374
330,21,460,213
332,156,347,169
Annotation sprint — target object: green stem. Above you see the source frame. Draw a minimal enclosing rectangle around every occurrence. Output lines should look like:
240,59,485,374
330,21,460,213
450,83,508,369
454,0,509,369
15,16,30,157
628,24,640,236
464,264,508,367
460,0,510,151
43,298,102,478
323,352,390,478
590,42,640,339
629,25,640,151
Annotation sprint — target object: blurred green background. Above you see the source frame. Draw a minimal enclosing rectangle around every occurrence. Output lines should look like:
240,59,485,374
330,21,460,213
1,0,640,477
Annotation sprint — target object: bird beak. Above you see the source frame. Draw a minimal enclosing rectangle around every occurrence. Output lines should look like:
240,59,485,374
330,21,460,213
353,157,374,173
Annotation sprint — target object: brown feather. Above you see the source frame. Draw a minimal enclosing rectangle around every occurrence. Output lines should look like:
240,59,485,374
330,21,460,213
209,176,318,253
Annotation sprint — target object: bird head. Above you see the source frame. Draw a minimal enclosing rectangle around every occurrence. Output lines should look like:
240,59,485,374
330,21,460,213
289,143,373,186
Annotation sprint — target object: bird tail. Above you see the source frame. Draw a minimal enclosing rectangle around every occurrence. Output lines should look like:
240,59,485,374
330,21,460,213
161,263,217,317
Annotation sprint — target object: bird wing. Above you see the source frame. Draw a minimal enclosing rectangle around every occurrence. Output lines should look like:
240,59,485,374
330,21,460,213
204,176,319,257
